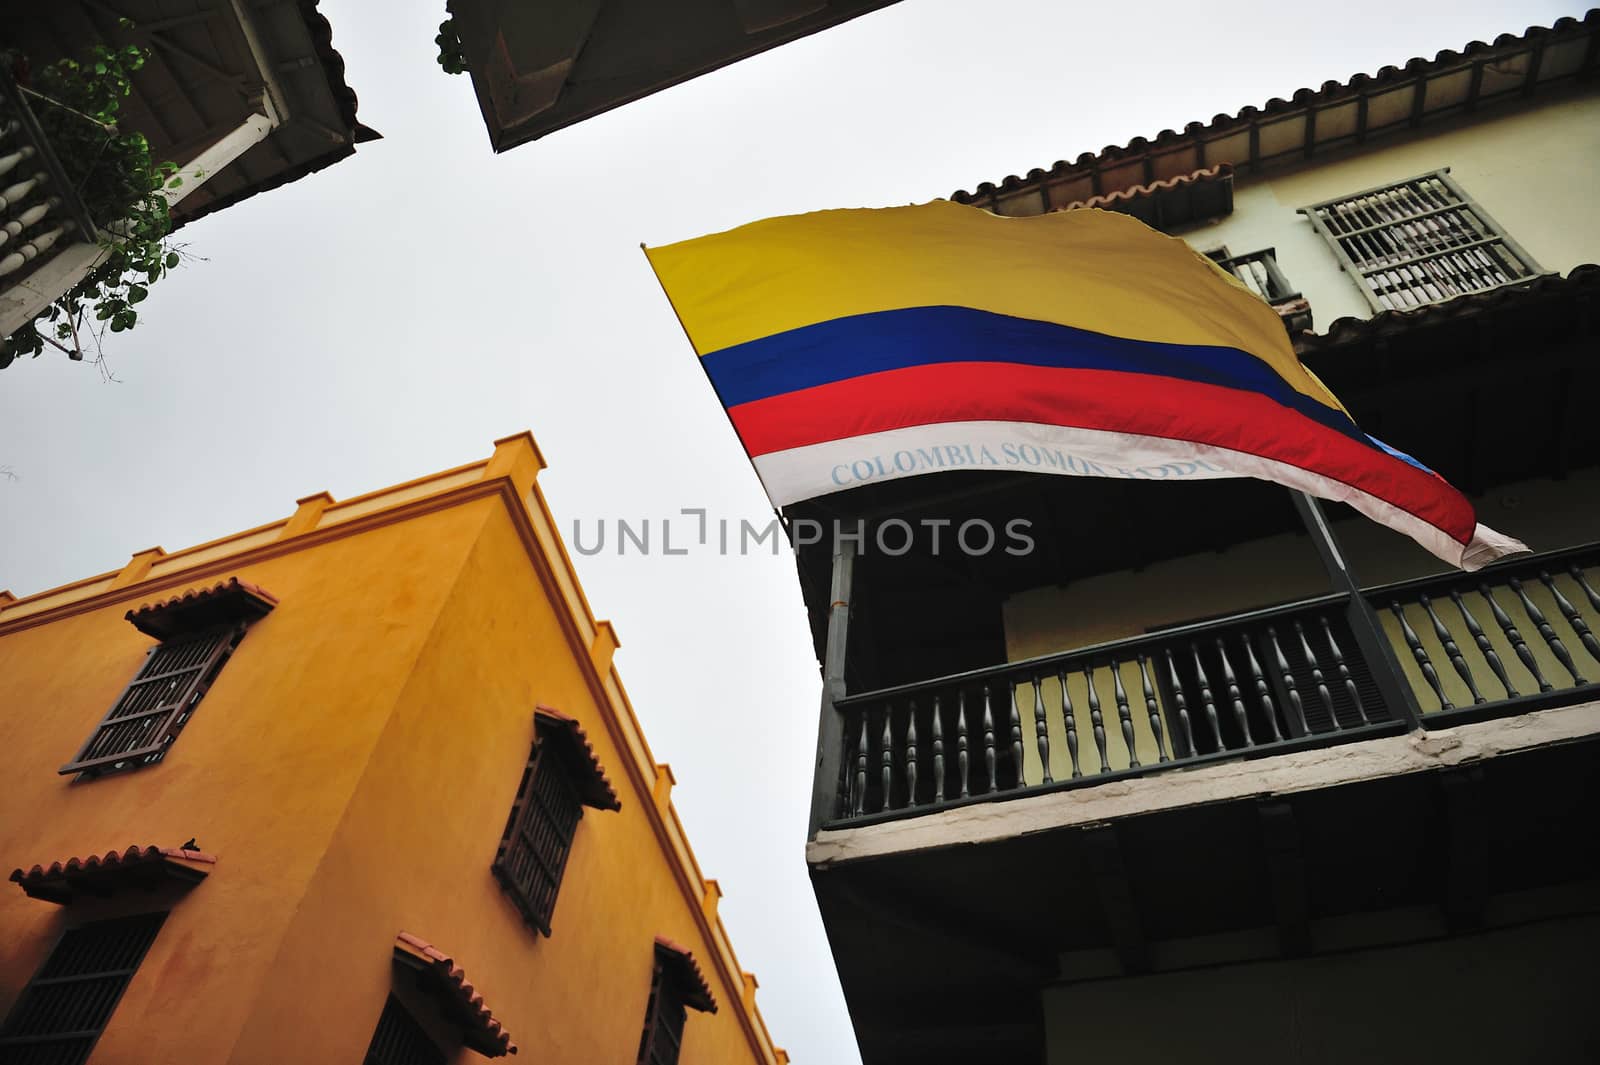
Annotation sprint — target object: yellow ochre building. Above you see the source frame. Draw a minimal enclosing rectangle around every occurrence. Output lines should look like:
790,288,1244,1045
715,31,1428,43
0,433,789,1065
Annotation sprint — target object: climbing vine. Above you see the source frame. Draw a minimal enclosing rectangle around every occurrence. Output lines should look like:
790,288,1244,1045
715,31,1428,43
2,30,183,370
436,17,468,75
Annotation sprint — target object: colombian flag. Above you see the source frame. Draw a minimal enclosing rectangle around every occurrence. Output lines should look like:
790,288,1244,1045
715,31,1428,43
645,200,1526,571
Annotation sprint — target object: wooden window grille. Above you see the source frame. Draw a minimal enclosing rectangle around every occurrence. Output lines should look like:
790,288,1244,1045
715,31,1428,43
635,963,689,1065
59,623,248,777
363,994,446,1065
1300,169,1542,313
491,739,585,936
0,912,166,1065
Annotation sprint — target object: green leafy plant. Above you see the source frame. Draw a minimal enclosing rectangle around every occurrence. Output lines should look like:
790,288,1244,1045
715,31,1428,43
2,30,182,369
436,17,467,75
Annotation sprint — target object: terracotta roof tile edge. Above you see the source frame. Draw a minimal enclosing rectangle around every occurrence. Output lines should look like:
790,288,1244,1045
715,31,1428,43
1050,162,1232,212
11,844,218,883
395,933,518,1055
654,936,719,1013
125,577,279,621
952,9,1599,202
534,704,623,811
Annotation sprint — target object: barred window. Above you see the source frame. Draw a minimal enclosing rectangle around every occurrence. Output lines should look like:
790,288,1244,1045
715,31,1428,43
363,995,445,1065
0,912,166,1065
491,709,620,937
492,739,584,936
1300,169,1541,313
636,940,717,1065
59,625,245,776
637,968,689,1065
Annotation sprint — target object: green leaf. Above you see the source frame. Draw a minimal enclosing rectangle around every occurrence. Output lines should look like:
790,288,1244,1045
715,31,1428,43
166,251,180,268
127,284,148,304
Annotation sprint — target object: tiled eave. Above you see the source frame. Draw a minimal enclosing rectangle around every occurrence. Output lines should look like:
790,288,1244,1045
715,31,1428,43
1295,264,1600,358
125,576,277,639
10,845,216,905
655,936,718,1013
971,163,1234,229
955,9,1600,215
394,933,518,1057
535,705,622,811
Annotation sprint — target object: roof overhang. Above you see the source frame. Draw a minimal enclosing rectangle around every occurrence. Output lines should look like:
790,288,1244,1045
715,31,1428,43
10,845,215,904
447,0,903,152
125,576,277,639
394,932,518,1057
2,0,376,227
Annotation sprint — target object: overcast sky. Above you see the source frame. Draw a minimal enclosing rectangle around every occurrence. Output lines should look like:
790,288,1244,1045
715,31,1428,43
0,1,1576,1059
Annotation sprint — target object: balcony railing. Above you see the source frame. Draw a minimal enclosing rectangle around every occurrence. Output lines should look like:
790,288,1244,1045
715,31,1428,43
1215,247,1312,333
825,543,1600,827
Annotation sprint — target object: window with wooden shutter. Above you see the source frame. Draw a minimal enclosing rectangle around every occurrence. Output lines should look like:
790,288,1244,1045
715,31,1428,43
636,940,717,1065
0,912,166,1065
1300,170,1543,313
59,626,243,776
491,709,620,937
637,968,689,1065
61,578,275,777
363,994,446,1065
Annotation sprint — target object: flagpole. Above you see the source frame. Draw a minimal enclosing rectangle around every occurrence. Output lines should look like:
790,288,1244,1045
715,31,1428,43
1290,490,1424,728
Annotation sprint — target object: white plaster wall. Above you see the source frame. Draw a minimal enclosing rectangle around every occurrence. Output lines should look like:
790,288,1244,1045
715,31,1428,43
1177,87,1600,327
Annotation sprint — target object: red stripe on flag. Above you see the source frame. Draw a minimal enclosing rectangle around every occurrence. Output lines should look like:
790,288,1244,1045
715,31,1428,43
728,362,1475,544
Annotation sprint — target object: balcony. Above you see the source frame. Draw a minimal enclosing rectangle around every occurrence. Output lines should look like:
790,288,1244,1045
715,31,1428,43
820,542,1600,828
1213,247,1312,334
0,67,100,362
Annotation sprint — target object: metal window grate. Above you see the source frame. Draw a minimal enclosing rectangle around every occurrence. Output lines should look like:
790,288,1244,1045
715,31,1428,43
1300,170,1542,313
491,741,584,936
635,965,689,1065
59,624,246,776
0,912,166,1065
364,995,445,1065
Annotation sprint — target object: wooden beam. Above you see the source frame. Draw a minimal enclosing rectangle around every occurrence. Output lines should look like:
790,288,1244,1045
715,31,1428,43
1439,764,1488,930
1083,824,1148,974
1258,800,1311,957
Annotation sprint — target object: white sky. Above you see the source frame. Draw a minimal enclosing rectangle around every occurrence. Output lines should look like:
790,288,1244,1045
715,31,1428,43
0,2,1576,1059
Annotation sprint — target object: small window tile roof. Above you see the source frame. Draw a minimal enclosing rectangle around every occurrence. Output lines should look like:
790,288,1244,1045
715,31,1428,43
534,706,621,811
393,932,518,1057
125,576,277,639
654,936,718,1014
10,845,216,904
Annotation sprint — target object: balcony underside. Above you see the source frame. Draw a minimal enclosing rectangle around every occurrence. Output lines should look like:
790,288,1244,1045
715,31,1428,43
810,726,1600,1065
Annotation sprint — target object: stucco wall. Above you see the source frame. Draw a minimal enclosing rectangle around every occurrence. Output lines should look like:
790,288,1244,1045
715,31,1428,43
0,500,485,1063
1177,87,1600,327
238,501,770,1064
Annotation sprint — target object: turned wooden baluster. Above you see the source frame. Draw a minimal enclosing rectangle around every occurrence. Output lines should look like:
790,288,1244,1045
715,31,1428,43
1420,593,1484,704
1189,642,1225,750
1390,600,1452,710
1568,564,1600,614
1084,663,1111,773
1293,620,1339,732
1481,584,1553,692
1007,683,1024,790
931,695,946,802
956,690,972,798
1512,578,1586,685
905,702,918,809
1320,617,1370,725
982,684,998,794
853,713,869,817
1216,638,1255,747
1057,668,1082,778
1449,589,1516,698
1136,656,1169,762
1162,649,1196,757
1032,677,1053,784
881,707,894,812
1242,636,1285,742
1542,570,1600,666
1110,659,1140,768
1266,627,1309,736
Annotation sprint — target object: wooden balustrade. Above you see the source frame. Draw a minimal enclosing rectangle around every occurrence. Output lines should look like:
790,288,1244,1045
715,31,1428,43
828,543,1600,826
